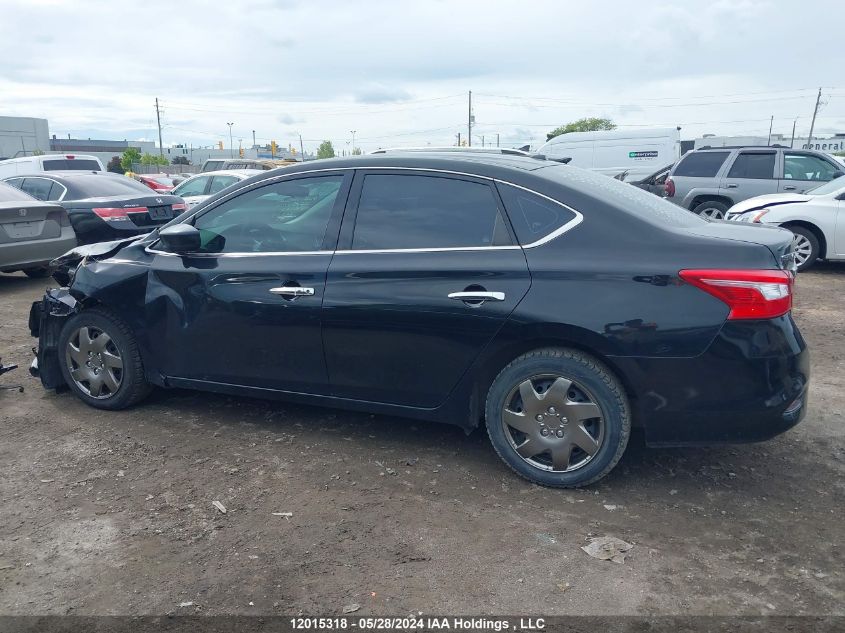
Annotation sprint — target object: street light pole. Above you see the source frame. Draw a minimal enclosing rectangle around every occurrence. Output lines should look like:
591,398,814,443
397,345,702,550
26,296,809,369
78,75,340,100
227,122,234,158
350,130,356,155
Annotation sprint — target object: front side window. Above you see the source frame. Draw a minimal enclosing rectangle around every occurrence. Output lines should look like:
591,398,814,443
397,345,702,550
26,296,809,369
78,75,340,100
727,152,775,179
673,151,730,177
783,153,838,181
351,174,511,250
191,175,343,253
497,182,576,245
173,176,210,197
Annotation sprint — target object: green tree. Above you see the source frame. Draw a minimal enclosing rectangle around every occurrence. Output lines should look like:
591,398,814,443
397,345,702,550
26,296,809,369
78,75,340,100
351,147,362,156
316,140,335,159
120,147,142,171
171,155,190,165
106,156,123,173
546,117,616,141
140,153,169,166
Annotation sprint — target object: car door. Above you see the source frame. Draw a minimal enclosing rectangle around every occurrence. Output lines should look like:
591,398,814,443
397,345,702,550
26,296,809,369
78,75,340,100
173,175,212,209
719,150,777,201
148,171,351,393
780,152,841,193
322,170,531,408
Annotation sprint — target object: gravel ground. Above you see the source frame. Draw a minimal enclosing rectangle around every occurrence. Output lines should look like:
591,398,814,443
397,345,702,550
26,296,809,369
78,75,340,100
0,265,843,616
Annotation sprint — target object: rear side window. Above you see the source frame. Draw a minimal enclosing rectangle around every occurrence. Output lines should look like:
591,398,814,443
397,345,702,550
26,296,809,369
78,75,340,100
351,174,512,250
20,178,56,201
208,175,239,194
43,158,101,171
497,183,576,245
673,151,730,177
727,152,776,179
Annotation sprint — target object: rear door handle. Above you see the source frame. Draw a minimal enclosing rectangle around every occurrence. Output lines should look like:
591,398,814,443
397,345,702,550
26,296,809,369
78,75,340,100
783,185,797,191
448,291,505,302
270,286,315,297
725,183,738,189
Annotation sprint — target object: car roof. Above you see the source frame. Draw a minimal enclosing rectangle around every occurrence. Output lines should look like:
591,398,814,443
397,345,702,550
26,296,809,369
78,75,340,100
5,171,126,182
188,169,263,178
275,153,553,176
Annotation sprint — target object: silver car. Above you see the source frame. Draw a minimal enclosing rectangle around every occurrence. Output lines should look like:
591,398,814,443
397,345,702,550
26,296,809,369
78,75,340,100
170,169,263,210
665,147,844,219
0,182,76,277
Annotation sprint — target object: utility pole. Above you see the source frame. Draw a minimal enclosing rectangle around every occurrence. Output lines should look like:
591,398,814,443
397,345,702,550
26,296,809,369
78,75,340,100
299,134,305,161
807,87,822,148
767,115,774,146
252,129,256,150
496,133,500,148
155,98,164,158
790,119,797,148
481,135,485,147
457,132,461,146
467,90,473,147
227,122,234,158
350,130,356,155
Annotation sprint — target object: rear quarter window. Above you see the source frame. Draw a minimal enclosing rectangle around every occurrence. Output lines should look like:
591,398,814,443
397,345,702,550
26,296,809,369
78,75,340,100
673,151,730,177
497,183,577,245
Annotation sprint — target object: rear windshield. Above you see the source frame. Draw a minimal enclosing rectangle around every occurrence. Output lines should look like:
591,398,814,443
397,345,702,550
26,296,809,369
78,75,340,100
68,176,156,198
538,164,706,228
673,151,730,177
0,181,35,202
43,158,102,171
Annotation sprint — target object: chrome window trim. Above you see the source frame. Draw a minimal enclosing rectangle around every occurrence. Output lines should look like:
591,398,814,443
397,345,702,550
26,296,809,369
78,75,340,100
18,176,68,202
145,165,584,257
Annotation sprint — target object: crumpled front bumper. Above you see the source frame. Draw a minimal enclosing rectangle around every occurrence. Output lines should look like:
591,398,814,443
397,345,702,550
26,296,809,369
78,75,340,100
28,288,78,390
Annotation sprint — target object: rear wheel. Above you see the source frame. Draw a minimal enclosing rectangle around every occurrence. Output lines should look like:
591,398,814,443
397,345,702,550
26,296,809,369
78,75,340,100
485,348,630,488
693,200,729,219
58,308,152,410
788,226,820,272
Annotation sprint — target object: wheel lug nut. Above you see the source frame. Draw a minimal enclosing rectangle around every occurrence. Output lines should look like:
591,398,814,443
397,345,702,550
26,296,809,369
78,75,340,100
535,414,544,422
548,406,556,414
540,428,550,437
556,430,565,438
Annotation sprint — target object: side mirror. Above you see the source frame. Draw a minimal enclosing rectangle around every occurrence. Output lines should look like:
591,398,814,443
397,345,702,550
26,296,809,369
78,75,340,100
158,224,201,253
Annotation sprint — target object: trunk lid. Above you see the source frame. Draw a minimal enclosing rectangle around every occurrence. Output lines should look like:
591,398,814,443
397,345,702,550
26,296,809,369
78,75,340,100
69,194,185,227
681,221,796,272
0,200,67,244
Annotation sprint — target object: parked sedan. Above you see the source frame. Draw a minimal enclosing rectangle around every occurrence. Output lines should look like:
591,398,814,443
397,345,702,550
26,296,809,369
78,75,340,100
2,172,186,244
726,175,845,271
29,153,807,488
0,182,77,277
134,174,175,193
170,169,262,209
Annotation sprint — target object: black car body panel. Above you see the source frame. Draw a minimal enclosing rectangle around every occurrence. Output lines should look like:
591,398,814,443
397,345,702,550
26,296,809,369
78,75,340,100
30,154,809,445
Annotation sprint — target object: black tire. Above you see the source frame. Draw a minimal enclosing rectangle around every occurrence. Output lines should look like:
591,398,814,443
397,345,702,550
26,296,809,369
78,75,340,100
692,200,729,219
23,267,51,278
58,308,152,410
485,348,630,488
788,225,820,272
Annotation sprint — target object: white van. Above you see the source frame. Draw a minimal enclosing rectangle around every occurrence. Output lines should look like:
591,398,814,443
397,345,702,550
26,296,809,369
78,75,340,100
0,154,105,179
535,128,681,180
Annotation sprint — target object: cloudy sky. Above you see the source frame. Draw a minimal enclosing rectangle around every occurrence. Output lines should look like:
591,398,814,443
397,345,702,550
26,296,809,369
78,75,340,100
1,0,843,154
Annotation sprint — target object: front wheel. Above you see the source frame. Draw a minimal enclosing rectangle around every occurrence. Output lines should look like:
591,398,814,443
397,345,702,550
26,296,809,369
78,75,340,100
788,226,820,272
485,348,630,488
693,200,729,220
58,308,152,410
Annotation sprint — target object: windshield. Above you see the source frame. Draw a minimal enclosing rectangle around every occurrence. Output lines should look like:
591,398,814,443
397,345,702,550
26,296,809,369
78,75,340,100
806,174,845,195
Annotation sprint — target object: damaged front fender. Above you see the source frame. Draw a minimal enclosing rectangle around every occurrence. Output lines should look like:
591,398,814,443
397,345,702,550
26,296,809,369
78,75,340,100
50,233,150,286
28,288,79,390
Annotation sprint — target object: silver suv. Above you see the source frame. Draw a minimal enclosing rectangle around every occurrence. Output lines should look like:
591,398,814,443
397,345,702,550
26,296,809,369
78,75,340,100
664,147,844,218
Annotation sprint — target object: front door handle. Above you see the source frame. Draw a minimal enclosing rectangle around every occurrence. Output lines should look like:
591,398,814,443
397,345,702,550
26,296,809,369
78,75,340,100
270,286,315,297
725,183,738,189
783,185,797,191
448,291,505,302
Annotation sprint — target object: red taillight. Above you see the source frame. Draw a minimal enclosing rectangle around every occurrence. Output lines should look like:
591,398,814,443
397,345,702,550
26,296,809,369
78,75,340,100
66,154,75,159
172,202,188,211
664,178,676,197
679,269,793,320
92,206,148,221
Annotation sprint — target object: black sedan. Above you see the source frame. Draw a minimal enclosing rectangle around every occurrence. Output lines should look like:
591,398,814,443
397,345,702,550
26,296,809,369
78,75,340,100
2,171,186,244
28,153,808,487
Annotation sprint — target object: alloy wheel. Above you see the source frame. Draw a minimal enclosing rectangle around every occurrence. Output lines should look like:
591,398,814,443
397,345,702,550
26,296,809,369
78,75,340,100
501,374,605,472
65,326,124,399
697,206,725,220
792,234,813,267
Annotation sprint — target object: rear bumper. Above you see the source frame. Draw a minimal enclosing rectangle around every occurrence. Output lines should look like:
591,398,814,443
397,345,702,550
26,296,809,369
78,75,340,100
0,227,76,272
612,315,810,445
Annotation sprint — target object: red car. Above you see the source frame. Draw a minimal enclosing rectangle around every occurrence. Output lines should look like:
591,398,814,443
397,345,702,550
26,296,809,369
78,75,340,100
135,174,174,193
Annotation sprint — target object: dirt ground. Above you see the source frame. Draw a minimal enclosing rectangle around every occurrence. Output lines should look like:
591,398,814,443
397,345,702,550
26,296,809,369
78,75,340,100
0,265,843,617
